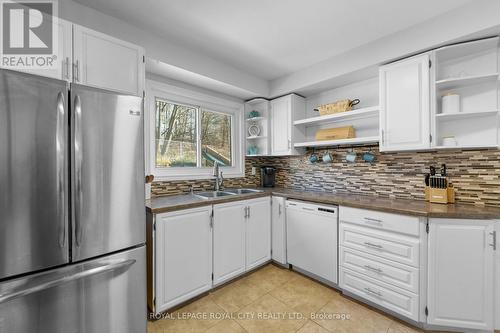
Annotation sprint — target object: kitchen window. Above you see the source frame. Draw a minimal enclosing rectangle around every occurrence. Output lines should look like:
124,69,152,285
146,80,243,180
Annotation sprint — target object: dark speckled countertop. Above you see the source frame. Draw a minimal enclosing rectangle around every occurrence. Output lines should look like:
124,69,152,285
146,187,500,219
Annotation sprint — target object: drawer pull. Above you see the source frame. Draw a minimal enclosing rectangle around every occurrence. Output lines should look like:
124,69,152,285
364,265,383,274
364,287,383,297
364,217,383,224
363,242,384,250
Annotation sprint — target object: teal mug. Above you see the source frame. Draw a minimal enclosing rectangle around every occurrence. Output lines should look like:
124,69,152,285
322,152,333,163
346,151,357,163
362,151,376,163
309,153,319,163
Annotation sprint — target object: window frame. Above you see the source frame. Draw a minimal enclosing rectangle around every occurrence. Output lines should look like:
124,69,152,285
145,80,244,181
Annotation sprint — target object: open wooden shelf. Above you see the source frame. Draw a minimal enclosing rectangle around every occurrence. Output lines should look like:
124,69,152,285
294,106,379,126
294,136,379,148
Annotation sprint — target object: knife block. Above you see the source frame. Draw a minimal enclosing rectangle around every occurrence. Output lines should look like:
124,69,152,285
425,182,455,204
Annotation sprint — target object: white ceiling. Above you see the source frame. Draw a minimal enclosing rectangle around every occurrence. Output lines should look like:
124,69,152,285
75,0,473,81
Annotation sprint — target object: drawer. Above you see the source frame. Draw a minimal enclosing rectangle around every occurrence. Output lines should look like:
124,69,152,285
339,223,420,267
340,246,419,293
340,206,420,236
340,267,419,321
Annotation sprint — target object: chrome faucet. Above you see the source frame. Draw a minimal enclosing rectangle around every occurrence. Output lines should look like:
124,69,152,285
212,161,224,191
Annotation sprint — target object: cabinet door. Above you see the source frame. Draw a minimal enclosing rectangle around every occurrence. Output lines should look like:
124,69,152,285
155,207,212,313
73,25,144,96
271,196,287,265
246,198,271,270
270,96,291,155
379,53,430,151
427,219,495,330
213,201,246,285
1,18,72,81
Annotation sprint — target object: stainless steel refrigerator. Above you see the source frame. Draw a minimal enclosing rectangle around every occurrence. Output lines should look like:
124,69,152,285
0,69,146,333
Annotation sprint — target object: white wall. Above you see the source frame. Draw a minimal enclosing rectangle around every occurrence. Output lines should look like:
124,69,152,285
270,0,500,97
59,0,268,98
146,73,244,105
305,77,378,118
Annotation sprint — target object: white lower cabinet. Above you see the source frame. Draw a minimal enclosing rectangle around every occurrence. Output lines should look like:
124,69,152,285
339,206,421,322
271,196,286,265
154,207,212,313
427,218,496,331
213,201,247,285
245,197,272,270
340,267,419,321
213,197,271,286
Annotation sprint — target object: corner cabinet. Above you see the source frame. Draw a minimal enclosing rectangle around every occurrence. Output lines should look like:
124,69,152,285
245,197,272,270
270,94,306,155
271,196,287,265
153,207,213,313
379,53,431,151
73,25,145,96
427,218,496,331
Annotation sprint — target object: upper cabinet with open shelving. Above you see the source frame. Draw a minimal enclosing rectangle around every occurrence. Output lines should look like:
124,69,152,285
432,37,499,149
380,37,499,152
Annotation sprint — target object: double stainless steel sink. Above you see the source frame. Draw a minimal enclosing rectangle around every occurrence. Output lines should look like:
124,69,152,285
194,188,262,199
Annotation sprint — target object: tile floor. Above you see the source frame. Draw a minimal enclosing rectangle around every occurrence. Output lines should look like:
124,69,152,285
147,263,451,333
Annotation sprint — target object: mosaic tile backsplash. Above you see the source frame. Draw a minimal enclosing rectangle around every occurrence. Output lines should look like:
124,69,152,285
151,146,500,207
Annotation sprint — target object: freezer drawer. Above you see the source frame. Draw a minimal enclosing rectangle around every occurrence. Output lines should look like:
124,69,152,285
71,84,145,261
0,246,146,333
0,69,69,279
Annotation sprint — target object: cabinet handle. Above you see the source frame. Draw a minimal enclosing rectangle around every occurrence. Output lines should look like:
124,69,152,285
244,206,247,218
248,206,251,218
364,265,383,274
363,242,383,250
303,207,315,211
73,60,80,82
288,139,291,149
278,203,282,216
490,231,497,250
364,217,383,224
381,130,385,146
364,287,383,297
65,57,70,79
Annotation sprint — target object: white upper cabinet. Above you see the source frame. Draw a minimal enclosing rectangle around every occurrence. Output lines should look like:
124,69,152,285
245,197,271,270
427,218,496,331
73,25,145,96
379,53,431,151
270,94,305,155
1,17,73,81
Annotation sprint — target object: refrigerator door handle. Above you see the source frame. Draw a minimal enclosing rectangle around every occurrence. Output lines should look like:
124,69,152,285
0,259,136,304
74,95,83,246
56,91,66,248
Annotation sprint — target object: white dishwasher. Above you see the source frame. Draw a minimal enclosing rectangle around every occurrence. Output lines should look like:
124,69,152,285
286,200,338,284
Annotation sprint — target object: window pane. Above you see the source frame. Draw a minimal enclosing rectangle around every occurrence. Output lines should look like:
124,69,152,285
155,99,197,167
201,110,232,167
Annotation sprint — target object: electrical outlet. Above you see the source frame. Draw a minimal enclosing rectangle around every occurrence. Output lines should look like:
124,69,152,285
251,167,256,175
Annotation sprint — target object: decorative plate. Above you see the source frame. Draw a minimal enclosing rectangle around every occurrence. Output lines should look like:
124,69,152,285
248,124,261,137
